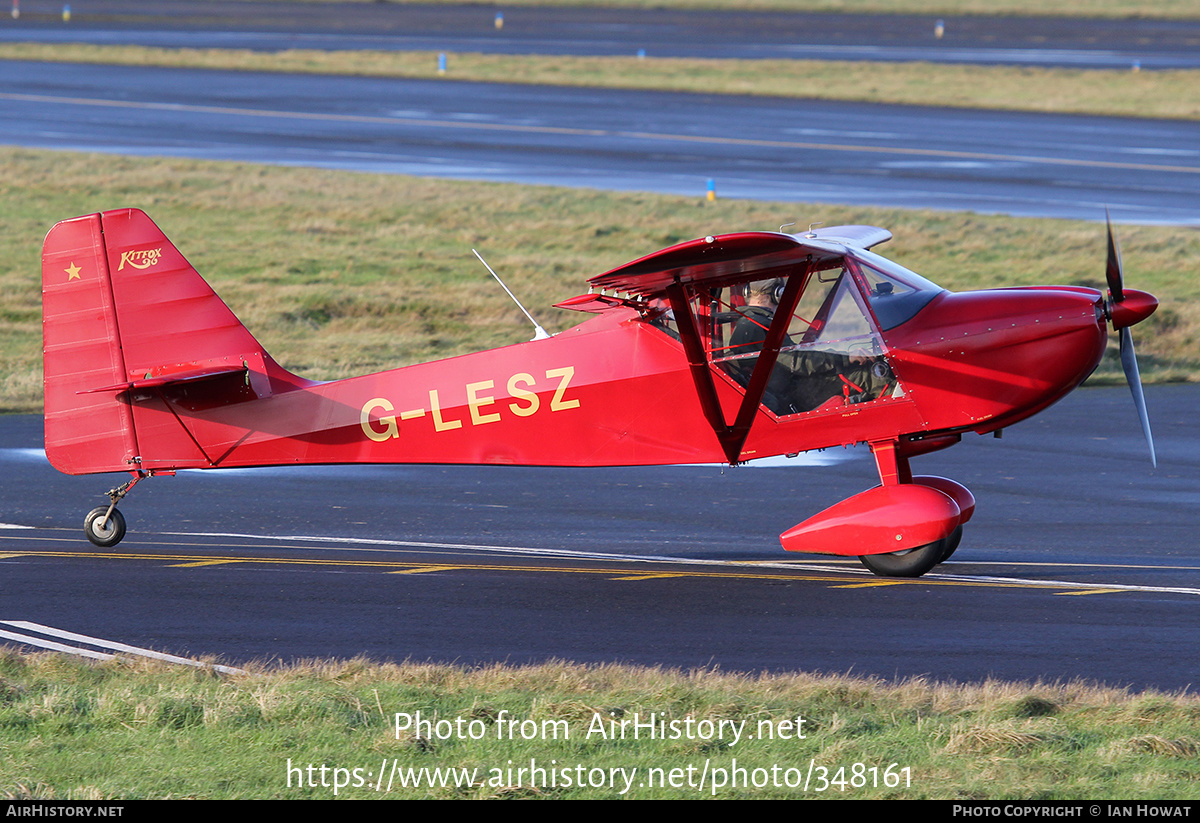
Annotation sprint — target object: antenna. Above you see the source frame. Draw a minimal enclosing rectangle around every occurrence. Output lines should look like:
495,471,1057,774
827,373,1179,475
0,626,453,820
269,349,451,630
472,249,551,341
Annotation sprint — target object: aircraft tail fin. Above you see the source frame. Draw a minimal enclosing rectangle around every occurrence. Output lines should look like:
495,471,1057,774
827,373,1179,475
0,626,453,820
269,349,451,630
42,208,302,474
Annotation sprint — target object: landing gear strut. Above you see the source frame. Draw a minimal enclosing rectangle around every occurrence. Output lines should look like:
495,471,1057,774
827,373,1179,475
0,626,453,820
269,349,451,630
82,473,145,548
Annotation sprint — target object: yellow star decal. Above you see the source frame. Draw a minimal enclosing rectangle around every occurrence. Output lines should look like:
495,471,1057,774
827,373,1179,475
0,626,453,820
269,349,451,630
65,262,82,280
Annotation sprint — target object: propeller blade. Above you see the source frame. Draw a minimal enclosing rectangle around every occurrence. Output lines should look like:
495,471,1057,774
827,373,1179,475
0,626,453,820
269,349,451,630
1106,209,1125,304
1119,326,1156,468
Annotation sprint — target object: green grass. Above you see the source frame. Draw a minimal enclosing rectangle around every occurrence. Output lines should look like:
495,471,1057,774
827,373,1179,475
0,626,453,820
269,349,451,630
3,146,1196,413
4,649,1200,799
5,43,1199,121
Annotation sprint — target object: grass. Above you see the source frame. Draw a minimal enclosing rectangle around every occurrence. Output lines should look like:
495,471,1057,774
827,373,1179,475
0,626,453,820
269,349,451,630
5,43,1200,121
2,146,1196,413
4,649,1200,799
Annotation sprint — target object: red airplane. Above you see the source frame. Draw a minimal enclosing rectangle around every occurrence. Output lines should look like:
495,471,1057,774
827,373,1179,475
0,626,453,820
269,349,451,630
41,208,1157,577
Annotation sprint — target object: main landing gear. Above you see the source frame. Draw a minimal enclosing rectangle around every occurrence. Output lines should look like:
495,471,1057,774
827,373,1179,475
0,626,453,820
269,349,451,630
858,523,963,578
851,440,974,577
82,472,146,548
778,438,975,578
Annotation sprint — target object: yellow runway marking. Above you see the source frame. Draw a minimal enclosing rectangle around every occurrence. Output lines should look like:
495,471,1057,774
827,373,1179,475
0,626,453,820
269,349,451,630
832,581,908,588
0,545,913,585
6,533,1198,596
0,544,1099,592
388,566,460,574
3,92,1199,176
1054,588,1124,596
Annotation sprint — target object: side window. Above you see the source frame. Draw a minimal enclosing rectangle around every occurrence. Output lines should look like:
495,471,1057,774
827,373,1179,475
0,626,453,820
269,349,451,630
711,267,900,416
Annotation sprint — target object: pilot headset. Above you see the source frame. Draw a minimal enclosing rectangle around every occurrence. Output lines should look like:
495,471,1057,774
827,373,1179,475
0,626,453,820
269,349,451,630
745,278,786,304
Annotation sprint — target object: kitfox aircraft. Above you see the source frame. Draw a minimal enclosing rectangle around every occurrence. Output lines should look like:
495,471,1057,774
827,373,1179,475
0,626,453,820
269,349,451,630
42,209,1158,577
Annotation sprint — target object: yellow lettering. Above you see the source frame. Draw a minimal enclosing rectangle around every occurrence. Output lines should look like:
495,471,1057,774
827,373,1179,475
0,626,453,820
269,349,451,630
546,366,580,412
429,389,463,431
360,397,399,442
507,373,539,417
466,380,501,425
117,247,162,271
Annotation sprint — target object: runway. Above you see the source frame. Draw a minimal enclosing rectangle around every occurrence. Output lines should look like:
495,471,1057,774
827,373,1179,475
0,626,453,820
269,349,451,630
2,60,1199,223
5,1,1200,68
2,385,1198,690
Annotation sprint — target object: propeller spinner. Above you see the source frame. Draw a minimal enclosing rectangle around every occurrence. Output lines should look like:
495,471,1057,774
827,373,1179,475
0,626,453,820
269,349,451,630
1104,211,1158,467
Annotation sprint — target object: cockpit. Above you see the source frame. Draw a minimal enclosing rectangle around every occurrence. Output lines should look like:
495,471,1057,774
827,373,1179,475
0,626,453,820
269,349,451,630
649,249,943,418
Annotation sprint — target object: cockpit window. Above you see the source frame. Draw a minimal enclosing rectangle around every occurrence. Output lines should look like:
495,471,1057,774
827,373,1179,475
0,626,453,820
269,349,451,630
708,266,901,417
850,249,944,331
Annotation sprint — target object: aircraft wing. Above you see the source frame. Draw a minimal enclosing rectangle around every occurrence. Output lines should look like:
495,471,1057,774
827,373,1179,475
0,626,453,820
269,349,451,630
589,227,891,297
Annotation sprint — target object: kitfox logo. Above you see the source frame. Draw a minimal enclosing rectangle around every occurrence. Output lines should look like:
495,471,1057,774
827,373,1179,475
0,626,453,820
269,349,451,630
117,247,163,271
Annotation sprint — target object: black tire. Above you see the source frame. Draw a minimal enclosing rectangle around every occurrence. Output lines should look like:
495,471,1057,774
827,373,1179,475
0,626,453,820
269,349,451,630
859,534,949,578
938,524,964,563
84,506,126,548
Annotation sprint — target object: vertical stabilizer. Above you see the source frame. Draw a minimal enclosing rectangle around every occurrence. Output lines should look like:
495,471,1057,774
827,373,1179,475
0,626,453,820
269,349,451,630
42,208,296,475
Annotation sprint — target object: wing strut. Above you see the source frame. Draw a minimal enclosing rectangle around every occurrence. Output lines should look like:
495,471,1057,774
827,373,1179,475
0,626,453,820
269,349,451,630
665,280,728,447
666,261,812,464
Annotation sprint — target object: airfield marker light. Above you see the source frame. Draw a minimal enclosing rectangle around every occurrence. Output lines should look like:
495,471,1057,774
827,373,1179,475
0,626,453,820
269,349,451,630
438,53,447,74
495,12,503,30
934,19,944,39
706,178,716,201
62,3,69,21
637,49,646,59
1132,60,1140,72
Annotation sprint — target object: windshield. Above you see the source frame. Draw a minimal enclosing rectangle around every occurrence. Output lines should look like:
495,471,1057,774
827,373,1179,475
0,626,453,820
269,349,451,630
850,249,945,331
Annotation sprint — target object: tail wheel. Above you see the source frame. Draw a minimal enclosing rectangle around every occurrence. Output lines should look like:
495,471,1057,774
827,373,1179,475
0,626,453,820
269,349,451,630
859,529,958,578
84,507,126,548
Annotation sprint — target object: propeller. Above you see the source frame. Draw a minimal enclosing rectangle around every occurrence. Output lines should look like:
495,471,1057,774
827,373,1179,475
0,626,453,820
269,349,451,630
1105,211,1157,468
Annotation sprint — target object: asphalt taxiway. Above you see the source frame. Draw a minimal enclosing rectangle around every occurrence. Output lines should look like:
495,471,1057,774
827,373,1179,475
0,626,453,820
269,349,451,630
4,1,1200,68
3,60,1198,223
2,385,1197,689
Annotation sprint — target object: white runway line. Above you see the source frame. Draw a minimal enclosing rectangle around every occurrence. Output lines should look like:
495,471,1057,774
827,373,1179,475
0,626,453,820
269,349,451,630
0,620,245,674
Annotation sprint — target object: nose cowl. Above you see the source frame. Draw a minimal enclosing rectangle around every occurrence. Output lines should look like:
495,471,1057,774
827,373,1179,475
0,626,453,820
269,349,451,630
1109,288,1157,330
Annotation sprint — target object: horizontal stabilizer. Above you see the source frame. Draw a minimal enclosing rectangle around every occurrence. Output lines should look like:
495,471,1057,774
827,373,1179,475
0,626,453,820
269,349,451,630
80,363,249,395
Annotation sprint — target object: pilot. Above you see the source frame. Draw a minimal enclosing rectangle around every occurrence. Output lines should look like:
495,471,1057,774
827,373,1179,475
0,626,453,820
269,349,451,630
727,278,890,413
